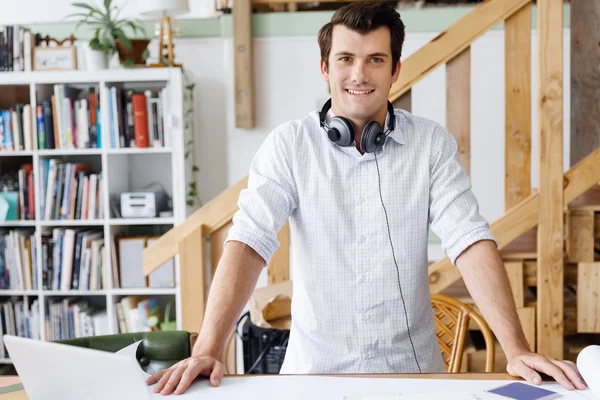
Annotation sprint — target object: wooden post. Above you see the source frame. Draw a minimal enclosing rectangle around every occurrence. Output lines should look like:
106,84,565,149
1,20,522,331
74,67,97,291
577,263,600,333
178,225,206,333
504,3,532,210
446,47,471,175
517,307,536,351
536,0,564,359
504,261,525,308
268,221,290,284
566,210,595,263
233,0,255,129
570,0,600,167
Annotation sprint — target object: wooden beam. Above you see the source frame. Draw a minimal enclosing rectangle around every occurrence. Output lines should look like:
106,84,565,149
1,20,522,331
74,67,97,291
268,221,290,283
504,3,532,210
179,225,206,333
233,0,255,129
577,263,600,333
143,177,248,275
389,0,531,102
570,0,600,167
446,47,471,174
428,145,600,293
536,0,564,359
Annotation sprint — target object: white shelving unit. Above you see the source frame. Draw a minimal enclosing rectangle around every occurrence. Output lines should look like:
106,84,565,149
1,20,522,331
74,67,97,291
0,68,186,357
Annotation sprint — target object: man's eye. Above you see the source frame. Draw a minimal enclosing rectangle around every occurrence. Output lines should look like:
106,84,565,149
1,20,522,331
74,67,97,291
372,58,383,63
340,57,350,62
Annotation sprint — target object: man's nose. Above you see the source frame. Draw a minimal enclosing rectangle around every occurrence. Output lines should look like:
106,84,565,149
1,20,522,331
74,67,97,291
351,61,369,84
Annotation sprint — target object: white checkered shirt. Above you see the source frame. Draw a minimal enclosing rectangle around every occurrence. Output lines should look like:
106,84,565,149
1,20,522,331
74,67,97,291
225,108,497,374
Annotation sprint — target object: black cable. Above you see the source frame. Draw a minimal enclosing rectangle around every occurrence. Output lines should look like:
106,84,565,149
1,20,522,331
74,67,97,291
373,150,422,374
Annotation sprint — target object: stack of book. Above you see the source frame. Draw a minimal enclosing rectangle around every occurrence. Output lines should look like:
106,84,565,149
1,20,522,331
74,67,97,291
0,298,41,358
40,160,103,221
45,298,108,340
0,26,35,72
41,228,105,291
108,87,168,149
115,296,162,333
0,105,34,151
37,85,101,150
0,229,37,290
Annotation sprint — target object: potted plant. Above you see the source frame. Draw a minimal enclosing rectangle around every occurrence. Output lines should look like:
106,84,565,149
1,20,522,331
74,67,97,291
68,0,150,68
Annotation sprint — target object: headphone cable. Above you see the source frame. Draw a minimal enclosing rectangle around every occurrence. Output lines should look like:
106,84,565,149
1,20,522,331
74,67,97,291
374,150,422,374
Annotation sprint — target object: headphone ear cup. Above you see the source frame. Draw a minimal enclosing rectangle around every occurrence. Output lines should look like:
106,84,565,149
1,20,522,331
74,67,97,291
328,117,355,147
361,121,385,153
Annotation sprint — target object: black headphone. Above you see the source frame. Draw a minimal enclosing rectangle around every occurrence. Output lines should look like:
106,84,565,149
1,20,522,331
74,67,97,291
319,98,396,153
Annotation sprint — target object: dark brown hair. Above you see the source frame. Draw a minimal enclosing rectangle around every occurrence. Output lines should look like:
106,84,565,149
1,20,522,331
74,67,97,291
318,1,406,75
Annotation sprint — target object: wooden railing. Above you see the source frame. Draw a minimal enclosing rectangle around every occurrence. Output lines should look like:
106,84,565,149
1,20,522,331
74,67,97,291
144,0,597,371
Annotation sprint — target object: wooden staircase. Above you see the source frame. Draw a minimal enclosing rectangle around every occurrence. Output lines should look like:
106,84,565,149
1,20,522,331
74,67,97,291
143,0,600,373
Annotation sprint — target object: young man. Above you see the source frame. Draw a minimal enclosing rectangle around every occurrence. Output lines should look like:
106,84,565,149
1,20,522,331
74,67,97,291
148,2,586,395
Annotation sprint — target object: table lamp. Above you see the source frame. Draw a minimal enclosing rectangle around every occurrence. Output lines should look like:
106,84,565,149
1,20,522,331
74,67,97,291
138,0,190,67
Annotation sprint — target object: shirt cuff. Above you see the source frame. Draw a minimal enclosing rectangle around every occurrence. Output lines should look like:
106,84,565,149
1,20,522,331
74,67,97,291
224,228,279,266
445,227,497,265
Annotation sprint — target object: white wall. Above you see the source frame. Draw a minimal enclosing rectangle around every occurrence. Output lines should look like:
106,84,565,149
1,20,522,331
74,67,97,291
0,0,219,24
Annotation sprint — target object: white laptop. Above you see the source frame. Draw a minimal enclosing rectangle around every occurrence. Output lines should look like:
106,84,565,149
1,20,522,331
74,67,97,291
3,335,153,400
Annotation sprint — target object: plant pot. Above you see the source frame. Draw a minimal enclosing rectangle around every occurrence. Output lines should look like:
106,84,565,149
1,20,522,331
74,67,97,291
116,38,151,66
85,48,109,70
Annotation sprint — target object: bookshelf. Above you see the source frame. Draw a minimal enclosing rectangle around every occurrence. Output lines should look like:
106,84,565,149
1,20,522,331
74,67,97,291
0,68,186,362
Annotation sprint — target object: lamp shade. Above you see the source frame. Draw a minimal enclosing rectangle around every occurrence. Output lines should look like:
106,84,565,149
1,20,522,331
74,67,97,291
138,0,190,17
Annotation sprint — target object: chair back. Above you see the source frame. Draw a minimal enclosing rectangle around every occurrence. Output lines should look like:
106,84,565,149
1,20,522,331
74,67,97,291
431,293,495,372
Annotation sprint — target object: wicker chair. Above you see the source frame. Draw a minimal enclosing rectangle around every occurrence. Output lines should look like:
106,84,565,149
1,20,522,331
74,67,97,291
431,293,495,372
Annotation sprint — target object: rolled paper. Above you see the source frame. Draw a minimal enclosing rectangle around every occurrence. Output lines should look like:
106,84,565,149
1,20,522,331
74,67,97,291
577,345,600,398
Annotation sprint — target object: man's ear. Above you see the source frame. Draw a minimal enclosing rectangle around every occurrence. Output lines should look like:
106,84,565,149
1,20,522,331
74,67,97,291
392,60,401,83
320,59,329,82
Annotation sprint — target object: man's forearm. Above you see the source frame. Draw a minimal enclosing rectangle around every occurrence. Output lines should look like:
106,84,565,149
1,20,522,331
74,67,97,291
192,240,265,358
455,240,530,359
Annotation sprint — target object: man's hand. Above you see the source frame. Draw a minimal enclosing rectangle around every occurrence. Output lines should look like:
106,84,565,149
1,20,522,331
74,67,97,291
146,355,225,395
506,352,587,391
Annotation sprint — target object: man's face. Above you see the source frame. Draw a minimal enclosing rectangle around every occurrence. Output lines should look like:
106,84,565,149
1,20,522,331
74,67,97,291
321,24,400,123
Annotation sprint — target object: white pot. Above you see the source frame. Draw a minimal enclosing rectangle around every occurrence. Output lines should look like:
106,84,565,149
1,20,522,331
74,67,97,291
85,49,108,71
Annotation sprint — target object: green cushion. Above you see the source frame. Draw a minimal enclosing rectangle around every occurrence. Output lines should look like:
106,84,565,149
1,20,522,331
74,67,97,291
55,331,191,374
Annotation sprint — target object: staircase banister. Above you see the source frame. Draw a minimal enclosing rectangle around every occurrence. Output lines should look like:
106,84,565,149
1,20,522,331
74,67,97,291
389,0,531,102
428,146,600,294
142,176,249,276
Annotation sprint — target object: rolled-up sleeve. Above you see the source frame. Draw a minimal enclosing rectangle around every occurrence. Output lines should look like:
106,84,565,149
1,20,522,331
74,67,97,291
428,126,497,265
224,124,298,266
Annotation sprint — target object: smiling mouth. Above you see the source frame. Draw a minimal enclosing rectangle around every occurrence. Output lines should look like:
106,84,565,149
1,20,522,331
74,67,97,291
346,89,374,96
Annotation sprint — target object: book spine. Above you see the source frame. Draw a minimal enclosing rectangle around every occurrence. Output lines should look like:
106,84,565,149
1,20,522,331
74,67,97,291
131,94,149,148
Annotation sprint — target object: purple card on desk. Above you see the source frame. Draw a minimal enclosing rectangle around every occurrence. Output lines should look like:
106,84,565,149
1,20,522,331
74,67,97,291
486,382,561,400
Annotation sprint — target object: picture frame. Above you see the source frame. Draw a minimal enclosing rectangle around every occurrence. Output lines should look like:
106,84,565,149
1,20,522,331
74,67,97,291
33,35,78,71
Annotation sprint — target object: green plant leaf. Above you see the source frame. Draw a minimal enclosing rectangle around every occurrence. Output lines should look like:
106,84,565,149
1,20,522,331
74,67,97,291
114,28,132,50
141,49,150,61
88,37,103,51
187,200,194,206
124,58,135,68
71,2,104,16
192,165,200,172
